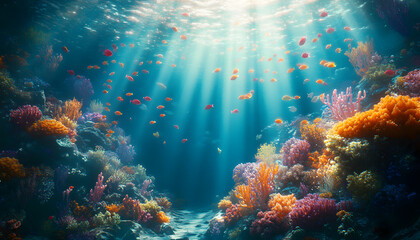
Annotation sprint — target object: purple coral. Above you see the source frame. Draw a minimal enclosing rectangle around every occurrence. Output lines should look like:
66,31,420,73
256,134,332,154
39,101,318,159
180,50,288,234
289,194,342,229
232,162,258,184
78,112,105,123
10,105,42,128
140,179,153,197
282,138,310,167
116,142,136,164
250,210,288,238
89,172,107,203
67,75,94,103
401,69,420,97
320,87,366,121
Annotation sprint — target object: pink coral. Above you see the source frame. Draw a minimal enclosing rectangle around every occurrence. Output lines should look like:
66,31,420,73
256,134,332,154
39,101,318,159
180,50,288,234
224,204,241,225
281,138,310,167
320,87,366,121
250,210,288,238
89,172,107,203
10,105,42,128
402,69,420,97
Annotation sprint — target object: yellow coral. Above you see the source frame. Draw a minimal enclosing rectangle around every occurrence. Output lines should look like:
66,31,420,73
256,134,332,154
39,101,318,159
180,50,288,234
255,143,278,164
0,157,25,181
344,38,374,76
28,119,69,136
218,199,233,211
268,193,296,220
300,122,326,151
331,95,420,139
346,170,380,202
156,211,170,223
140,200,162,217
155,197,172,211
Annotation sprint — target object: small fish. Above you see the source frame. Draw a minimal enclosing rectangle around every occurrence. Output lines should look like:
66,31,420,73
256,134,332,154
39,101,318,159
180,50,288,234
148,61,152,64
104,107,110,111
275,119,283,124
326,28,335,33
107,79,112,83
117,96,124,101
181,138,188,143
312,38,318,43
62,46,69,53
48,216,54,220
112,44,118,50
157,82,167,89
93,65,100,69
205,104,214,110
231,75,238,80
182,12,189,17
232,68,239,74
120,43,126,47
294,95,301,100
87,65,93,69
174,125,179,129
104,49,113,56
172,26,178,32
288,106,297,112
143,96,152,101
126,75,134,81
326,62,336,68
311,96,319,103
384,69,395,76
248,69,255,73
157,105,165,109
316,79,324,84
103,90,108,94
318,33,322,37
320,60,327,65
270,78,277,82
287,68,295,73
160,114,166,117
142,70,149,74
111,60,116,63
171,64,176,67
156,54,164,58
320,11,328,17
217,148,222,154
162,40,168,44
313,117,322,123
69,186,74,190
107,85,112,89
344,26,351,31
231,109,239,114
120,63,124,68
267,57,272,61
304,79,310,84
180,35,187,40
299,64,308,70
150,121,156,125
298,36,306,46
67,70,75,75
109,72,115,76
115,111,122,115
156,61,162,64
106,134,111,137
112,121,118,125
335,48,341,53
132,71,138,76
278,58,284,62
106,103,111,106
165,97,172,101
129,43,135,47
126,93,133,96
130,99,141,105
107,130,114,134
102,61,108,65
282,95,293,101
153,132,160,138
344,38,353,42
139,61,144,66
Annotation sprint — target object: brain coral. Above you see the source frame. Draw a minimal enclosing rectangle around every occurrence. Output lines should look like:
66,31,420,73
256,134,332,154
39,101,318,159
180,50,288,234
331,95,420,139
28,119,69,136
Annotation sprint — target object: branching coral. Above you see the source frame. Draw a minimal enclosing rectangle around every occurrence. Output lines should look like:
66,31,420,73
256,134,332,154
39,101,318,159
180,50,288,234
89,172,107,203
331,95,420,139
344,38,375,76
224,204,241,225
62,98,83,121
307,149,334,169
320,87,366,121
300,122,326,152
255,143,278,164
0,157,25,181
155,197,172,211
346,170,380,202
118,195,152,224
10,105,42,129
281,138,311,167
27,119,69,136
218,198,232,211
268,193,296,220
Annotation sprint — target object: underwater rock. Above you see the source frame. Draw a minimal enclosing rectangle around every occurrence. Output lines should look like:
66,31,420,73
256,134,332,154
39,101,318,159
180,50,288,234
75,123,111,152
96,220,158,240
390,217,420,240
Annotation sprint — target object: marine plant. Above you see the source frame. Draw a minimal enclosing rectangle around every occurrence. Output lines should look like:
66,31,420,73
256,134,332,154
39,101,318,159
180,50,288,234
358,63,395,93
331,95,420,139
0,157,25,181
89,100,104,113
218,198,233,211
27,119,69,136
9,105,42,129
117,195,152,224
344,38,375,76
156,211,170,224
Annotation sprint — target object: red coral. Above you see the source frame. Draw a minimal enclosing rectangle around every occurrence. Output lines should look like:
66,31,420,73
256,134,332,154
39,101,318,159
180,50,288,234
118,195,152,224
250,210,288,238
9,105,42,129
224,204,241,225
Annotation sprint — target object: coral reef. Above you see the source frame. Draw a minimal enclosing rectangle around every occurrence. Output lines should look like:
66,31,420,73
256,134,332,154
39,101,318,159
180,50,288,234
331,95,420,139
346,170,380,202
320,87,366,121
9,105,42,129
281,138,311,167
27,119,69,136
300,122,326,151
232,162,258,185
0,157,25,181
268,193,296,220
344,38,375,76
358,63,395,94
89,172,107,203
255,143,278,164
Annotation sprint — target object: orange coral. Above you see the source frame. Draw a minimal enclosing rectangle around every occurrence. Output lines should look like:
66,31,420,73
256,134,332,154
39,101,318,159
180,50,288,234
344,38,374,76
156,211,170,223
70,201,94,219
106,204,121,214
331,95,420,139
268,193,296,220
319,192,333,198
0,157,25,181
300,122,326,151
28,119,69,136
235,163,279,210
155,197,172,211
307,149,334,169
218,199,233,211
62,98,82,121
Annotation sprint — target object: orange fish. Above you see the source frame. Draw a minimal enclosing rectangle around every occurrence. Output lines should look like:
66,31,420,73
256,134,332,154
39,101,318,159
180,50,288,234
165,97,172,101
214,68,221,73
270,78,277,82
171,64,176,67
326,44,331,49
278,58,284,62
157,105,165,109
87,65,93,69
120,63,124,68
155,61,161,64
107,79,112,83
316,79,324,84
132,72,138,76
267,57,272,61
162,40,167,44
248,69,254,73
312,38,318,43
107,130,114,134
109,72,115,76
294,95,301,100
285,50,290,54
326,62,336,68
102,115,107,119
93,65,100,69
104,107,110,111
304,78,310,83
139,61,144,66
231,75,238,80
115,111,122,115
142,70,149,74
148,61,152,64
344,26,351,31
232,68,239,74
112,121,118,125
107,85,112,90
62,46,69,53
103,90,108,94
172,26,178,32
160,114,166,117
126,93,133,96
320,60,327,65
129,43,135,47
102,61,108,65
180,35,187,40
287,68,295,73
117,96,124,101
274,119,283,124
106,134,111,137
111,60,116,63
149,121,156,125
299,64,308,70
335,48,341,53
106,102,111,106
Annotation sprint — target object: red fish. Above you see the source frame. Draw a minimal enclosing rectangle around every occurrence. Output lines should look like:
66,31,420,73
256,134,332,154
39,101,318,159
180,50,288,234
320,11,328,17
112,44,118,51
115,111,122,116
117,96,124,101
317,33,322,37
157,105,164,109
62,46,69,53
205,104,214,110
143,96,151,101
298,36,306,46
231,109,239,114
48,216,54,220
130,99,141,105
181,138,188,143
344,26,351,31
174,125,179,129
142,70,149,74
67,70,75,75
326,28,335,33
301,52,309,58
126,75,134,81
384,69,395,76
104,49,113,57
